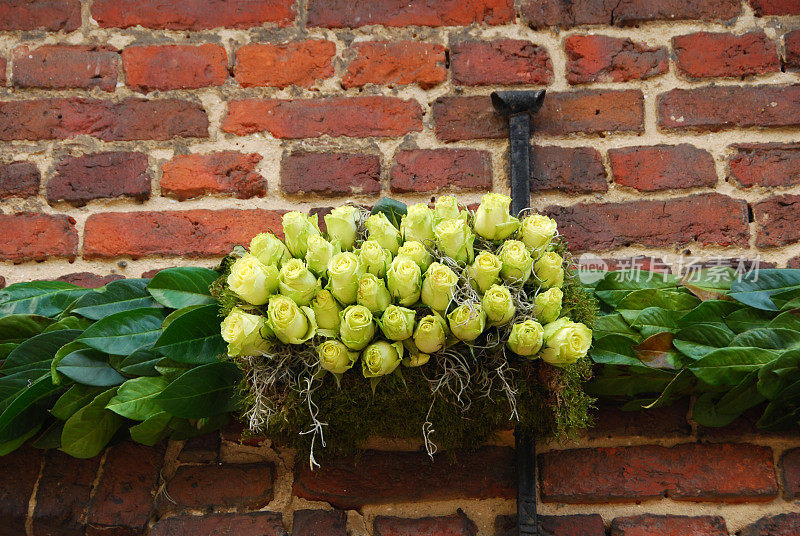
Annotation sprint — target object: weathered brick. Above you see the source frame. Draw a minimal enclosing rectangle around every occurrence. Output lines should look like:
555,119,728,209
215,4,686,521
610,515,728,536
0,161,39,199
0,0,81,31
750,0,800,15
178,432,220,464
540,443,777,503
390,149,492,194
589,401,691,439
33,451,101,536
13,45,118,91
343,41,446,89
161,152,266,200
780,448,800,499
0,56,5,85
84,209,284,259
0,213,78,262
294,447,514,509
739,514,800,536
752,194,800,247
450,39,552,86
307,0,514,27
521,0,740,28
57,272,124,288
160,463,273,512
0,276,5,289
609,144,716,191
531,146,607,193
729,143,800,188
92,0,294,29
547,194,748,252
673,31,780,79
658,85,800,130
433,96,507,142
48,152,150,206
0,98,208,141
786,30,800,71
223,97,423,138
495,514,606,536
123,44,228,92
566,35,667,84
235,41,335,88
293,510,347,536
281,152,381,196
150,512,287,536
0,448,42,535
375,511,477,536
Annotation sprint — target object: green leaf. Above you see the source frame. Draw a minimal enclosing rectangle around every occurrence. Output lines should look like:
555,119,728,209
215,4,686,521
43,315,93,332
0,343,17,360
106,377,168,421
129,411,172,446
595,271,679,308
616,289,701,311
768,309,800,331
677,300,742,328
673,324,735,360
0,423,41,455
371,197,407,229
60,388,123,458
32,421,63,449
51,385,105,421
690,347,780,386
724,307,775,334
0,374,60,442
146,267,219,309
757,349,800,399
680,267,736,296
56,348,126,387
643,369,695,409
0,314,55,342
78,308,167,355
119,347,161,377
757,380,800,430
730,328,800,351
0,369,48,409
155,362,241,419
0,282,91,318
692,371,765,427
729,269,800,311
1,330,82,374
585,364,675,399
619,307,683,338
72,279,159,320
162,304,205,329
152,304,225,364
590,334,641,366
593,313,642,341
168,413,230,440
51,341,89,385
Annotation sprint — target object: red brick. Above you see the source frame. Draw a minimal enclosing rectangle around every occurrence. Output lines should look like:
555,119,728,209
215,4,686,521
674,31,780,79
150,512,287,536
540,443,777,503
87,443,163,534
546,193,749,252
293,510,347,536
220,421,269,447
450,39,552,86
0,276,5,289
235,41,335,88
307,0,513,27
752,194,800,247
610,515,728,536
343,41,446,89
0,0,81,31
13,45,118,91
160,463,273,512
223,97,423,138
565,35,668,84
786,30,800,71
750,0,800,15
0,213,77,262
780,448,800,499
391,149,492,194
495,514,606,536
739,514,800,536
92,0,294,29
83,209,284,259
658,85,800,130
0,447,42,535
48,152,150,206
178,433,220,463
33,451,101,536
281,152,381,196
433,96,507,142
521,0,740,28
0,98,208,141
531,146,607,193
0,56,5,84
375,511,477,536
589,401,691,439
0,161,39,199
123,44,228,92
729,143,800,188
161,151,266,201
57,272,124,288
609,144,716,191
294,447,514,509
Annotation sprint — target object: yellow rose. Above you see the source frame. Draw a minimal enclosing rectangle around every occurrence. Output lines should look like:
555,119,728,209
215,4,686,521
278,258,320,306
365,212,401,255
447,303,486,342
327,251,363,305
434,218,474,265
267,295,316,345
249,233,289,267
282,211,321,259
520,214,558,254
498,240,533,285
534,251,565,289
359,240,392,279
227,254,278,305
386,255,422,306
413,314,448,353
473,193,520,241
221,308,272,357
317,340,358,375
507,319,544,357
401,203,435,244
533,288,563,324
379,305,416,341
420,262,458,313
339,305,376,351
311,289,342,335
541,318,592,366
324,205,359,251
467,251,502,294
357,273,392,314
482,284,515,327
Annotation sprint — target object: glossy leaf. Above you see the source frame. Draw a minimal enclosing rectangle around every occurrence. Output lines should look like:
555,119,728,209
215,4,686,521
0,374,60,442
152,304,225,364
1,330,82,375
730,328,800,351
155,362,241,419
632,332,682,370
146,267,219,309
724,307,775,334
51,384,105,421
619,307,683,338
60,388,122,458
106,377,168,421
56,348,126,387
78,308,166,355
690,347,780,386
589,334,640,366
677,300,742,328
767,309,800,331
0,282,90,318
129,411,172,446
119,347,162,377
72,279,159,320
593,313,642,341
757,350,800,400
616,289,700,312
673,324,735,360
0,424,41,456
729,269,800,311
0,314,55,342
371,197,407,229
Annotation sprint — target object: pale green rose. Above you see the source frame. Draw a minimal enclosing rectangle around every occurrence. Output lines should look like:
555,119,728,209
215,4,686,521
357,273,392,314
250,233,289,268
339,305,376,351
361,340,403,378
306,234,337,276
467,251,502,294
359,240,392,278
413,314,448,353
398,241,432,272
482,284,516,327
433,195,467,225
434,218,474,265
282,211,321,259
221,308,272,357
379,305,416,341
520,214,558,254
267,295,316,345
327,251,363,305
278,258,320,306
534,288,563,324
507,319,544,357
499,240,534,284
401,203,435,244
447,304,486,342
317,340,358,375
365,212,401,255
403,345,430,367
534,251,565,289
420,262,458,313
541,317,592,367
325,205,359,251
311,289,342,334
386,255,422,306
473,193,520,241
227,254,279,305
